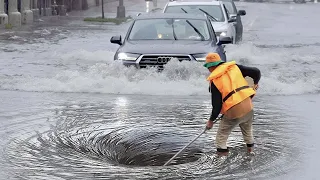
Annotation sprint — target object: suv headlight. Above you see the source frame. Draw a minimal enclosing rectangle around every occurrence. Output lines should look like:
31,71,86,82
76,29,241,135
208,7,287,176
215,31,227,37
117,53,140,61
193,53,207,62
219,32,227,37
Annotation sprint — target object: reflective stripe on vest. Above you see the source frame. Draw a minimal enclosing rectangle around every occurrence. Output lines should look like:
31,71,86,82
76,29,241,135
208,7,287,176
206,61,256,114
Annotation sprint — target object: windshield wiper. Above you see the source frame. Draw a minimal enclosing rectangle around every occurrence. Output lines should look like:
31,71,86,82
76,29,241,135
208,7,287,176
179,8,204,41
198,8,218,22
181,8,188,13
172,21,177,40
186,20,205,41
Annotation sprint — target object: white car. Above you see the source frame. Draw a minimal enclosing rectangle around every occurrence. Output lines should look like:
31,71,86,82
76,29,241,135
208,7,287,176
163,1,237,44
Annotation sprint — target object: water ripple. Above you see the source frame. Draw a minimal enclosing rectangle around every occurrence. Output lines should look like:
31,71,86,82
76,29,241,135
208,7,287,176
1,95,304,179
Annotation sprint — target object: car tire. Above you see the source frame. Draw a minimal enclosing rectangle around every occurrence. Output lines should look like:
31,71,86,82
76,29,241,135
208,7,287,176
221,52,227,62
236,35,242,44
232,37,236,44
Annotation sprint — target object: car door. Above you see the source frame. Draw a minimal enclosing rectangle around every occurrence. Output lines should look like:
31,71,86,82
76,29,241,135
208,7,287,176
222,4,236,43
222,0,243,42
230,1,243,42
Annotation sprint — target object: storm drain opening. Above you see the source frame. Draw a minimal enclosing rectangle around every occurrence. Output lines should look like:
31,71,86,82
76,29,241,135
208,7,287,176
92,128,205,167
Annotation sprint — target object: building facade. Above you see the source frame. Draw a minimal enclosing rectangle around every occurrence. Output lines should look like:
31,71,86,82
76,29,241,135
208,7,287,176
0,0,99,28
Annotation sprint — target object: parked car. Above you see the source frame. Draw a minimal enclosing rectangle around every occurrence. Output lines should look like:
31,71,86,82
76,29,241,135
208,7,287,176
215,0,246,42
163,1,238,44
110,13,232,70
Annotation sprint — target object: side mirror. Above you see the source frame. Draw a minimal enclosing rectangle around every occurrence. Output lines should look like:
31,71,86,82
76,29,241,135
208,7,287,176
228,15,237,23
237,10,246,16
217,36,232,45
110,35,122,45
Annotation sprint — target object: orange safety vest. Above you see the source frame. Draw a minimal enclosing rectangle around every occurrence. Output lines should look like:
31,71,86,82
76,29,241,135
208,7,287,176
207,61,256,114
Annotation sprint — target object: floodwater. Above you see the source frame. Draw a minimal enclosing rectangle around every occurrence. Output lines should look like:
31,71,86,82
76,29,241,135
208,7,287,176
0,0,320,179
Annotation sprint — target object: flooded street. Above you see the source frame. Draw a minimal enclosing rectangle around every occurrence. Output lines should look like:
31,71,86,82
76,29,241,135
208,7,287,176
0,0,320,179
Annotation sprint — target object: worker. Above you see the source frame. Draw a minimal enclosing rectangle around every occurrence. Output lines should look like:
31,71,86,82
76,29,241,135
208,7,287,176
204,52,261,156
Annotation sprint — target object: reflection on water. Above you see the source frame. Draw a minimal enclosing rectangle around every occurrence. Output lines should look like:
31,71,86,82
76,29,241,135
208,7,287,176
0,92,304,179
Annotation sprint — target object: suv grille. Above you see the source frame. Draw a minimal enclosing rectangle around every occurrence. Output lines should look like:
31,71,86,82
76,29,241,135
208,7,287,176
139,55,191,68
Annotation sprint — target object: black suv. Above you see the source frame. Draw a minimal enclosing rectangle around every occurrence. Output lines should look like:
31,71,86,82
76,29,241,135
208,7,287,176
110,13,232,70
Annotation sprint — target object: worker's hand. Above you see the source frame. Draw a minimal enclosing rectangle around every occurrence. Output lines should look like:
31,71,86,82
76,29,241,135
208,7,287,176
206,120,214,130
253,84,259,91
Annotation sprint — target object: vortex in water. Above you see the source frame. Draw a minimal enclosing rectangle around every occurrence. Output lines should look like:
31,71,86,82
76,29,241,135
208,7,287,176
93,127,203,166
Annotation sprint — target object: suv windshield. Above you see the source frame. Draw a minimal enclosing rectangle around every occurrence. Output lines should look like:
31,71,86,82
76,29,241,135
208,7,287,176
128,18,211,41
164,5,225,22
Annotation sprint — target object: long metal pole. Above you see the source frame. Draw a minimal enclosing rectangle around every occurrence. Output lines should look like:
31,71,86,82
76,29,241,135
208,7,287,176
163,128,207,166
163,116,222,166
